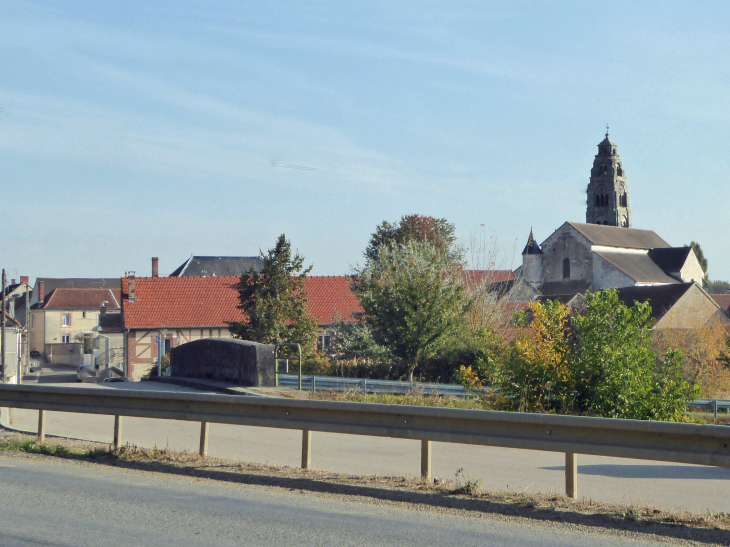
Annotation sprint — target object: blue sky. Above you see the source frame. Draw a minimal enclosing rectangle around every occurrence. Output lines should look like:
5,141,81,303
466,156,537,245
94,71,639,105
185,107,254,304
1,1,729,282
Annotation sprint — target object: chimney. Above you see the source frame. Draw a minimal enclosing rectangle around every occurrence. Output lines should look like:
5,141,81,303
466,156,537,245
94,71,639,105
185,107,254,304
20,276,29,284
100,301,108,316
127,272,136,303
152,257,159,278
38,281,45,304
10,279,15,285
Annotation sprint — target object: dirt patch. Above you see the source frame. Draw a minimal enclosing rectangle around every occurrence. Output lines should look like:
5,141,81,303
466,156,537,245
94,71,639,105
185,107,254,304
0,429,728,545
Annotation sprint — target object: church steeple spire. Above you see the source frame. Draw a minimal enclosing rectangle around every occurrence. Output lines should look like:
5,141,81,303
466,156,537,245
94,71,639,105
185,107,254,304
586,130,631,228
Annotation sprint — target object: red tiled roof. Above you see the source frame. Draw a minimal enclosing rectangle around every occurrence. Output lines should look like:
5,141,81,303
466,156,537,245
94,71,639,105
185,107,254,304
304,276,362,323
122,276,240,329
711,294,730,314
42,288,121,310
121,275,362,329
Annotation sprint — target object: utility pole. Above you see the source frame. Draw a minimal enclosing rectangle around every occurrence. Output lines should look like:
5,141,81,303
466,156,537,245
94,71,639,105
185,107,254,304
24,285,29,382
1,269,6,382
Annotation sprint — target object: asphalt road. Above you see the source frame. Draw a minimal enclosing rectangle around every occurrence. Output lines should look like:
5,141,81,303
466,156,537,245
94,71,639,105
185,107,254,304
0,456,682,547
5,377,730,515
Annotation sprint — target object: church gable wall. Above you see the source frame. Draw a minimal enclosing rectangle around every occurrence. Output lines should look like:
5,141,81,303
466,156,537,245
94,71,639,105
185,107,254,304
540,225,592,284
592,253,637,291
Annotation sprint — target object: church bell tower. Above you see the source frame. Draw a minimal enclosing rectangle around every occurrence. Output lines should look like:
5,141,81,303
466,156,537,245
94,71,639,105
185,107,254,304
586,130,631,228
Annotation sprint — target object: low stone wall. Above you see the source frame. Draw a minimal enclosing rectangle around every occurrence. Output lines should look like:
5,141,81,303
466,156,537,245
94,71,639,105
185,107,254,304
44,343,83,367
170,339,275,387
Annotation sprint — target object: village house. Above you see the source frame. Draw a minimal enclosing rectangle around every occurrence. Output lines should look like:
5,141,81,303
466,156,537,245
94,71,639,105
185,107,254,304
29,286,122,365
120,272,362,380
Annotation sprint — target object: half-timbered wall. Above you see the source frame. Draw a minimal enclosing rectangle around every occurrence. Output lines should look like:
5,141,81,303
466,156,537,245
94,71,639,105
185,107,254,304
126,327,232,380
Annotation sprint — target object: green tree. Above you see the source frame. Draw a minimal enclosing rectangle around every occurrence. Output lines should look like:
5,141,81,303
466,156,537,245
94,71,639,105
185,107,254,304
502,299,572,413
500,290,696,420
228,234,318,354
706,279,730,294
569,290,695,420
365,214,458,263
353,240,469,381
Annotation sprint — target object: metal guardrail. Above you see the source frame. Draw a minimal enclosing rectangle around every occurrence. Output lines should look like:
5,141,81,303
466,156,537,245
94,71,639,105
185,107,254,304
280,375,727,419
687,399,730,420
277,374,482,397
1,385,730,500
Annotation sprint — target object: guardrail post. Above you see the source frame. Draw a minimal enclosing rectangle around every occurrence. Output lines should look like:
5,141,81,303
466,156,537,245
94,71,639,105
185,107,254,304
421,440,432,481
301,429,312,469
714,399,718,421
114,415,122,450
37,410,45,443
312,376,316,394
199,421,209,456
565,452,577,499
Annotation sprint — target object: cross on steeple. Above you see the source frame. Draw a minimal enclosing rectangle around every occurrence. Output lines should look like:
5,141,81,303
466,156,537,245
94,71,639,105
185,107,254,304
606,123,609,137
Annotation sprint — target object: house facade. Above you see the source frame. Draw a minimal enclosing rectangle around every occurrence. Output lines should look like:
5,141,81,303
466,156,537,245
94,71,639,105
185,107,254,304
29,287,123,362
120,272,363,380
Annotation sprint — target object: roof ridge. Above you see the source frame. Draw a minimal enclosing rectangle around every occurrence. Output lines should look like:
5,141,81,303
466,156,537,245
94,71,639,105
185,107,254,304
191,255,261,258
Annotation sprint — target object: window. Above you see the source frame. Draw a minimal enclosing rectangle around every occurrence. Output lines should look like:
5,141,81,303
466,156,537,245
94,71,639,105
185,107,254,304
562,258,570,279
318,335,332,351
62,313,71,326
61,334,70,344
31,315,35,328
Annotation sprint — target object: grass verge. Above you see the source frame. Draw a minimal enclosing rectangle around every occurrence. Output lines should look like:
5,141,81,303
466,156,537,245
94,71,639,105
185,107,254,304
309,390,493,409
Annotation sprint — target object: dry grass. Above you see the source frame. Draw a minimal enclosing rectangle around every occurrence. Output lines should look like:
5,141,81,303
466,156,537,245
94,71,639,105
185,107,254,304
309,389,495,409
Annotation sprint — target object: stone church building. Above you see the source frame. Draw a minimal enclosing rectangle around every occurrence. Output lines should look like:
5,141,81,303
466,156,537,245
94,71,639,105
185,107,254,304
515,131,726,328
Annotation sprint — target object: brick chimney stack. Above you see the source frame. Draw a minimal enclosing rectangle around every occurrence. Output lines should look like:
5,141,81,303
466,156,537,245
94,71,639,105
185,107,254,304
127,272,136,303
38,281,45,304
20,276,29,284
152,257,159,278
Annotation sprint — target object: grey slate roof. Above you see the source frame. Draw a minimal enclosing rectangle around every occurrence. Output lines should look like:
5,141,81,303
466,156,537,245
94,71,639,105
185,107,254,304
647,247,692,274
32,278,120,306
521,230,543,255
539,280,591,297
567,222,671,250
36,278,120,291
594,252,679,285
169,256,264,277
615,283,694,321
98,311,124,333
